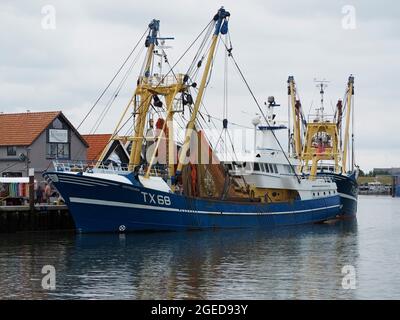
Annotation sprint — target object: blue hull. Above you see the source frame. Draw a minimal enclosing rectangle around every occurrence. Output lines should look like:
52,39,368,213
44,172,342,233
318,171,358,217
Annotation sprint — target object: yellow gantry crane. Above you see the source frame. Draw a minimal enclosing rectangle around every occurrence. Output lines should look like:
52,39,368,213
98,8,231,188
97,19,188,178
288,76,355,179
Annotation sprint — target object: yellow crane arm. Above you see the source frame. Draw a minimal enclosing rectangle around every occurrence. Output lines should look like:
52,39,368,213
288,76,302,157
342,75,354,173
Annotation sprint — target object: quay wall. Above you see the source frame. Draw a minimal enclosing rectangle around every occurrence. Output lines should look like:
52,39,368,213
0,205,75,233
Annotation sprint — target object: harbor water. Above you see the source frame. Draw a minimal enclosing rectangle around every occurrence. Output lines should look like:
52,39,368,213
0,195,399,299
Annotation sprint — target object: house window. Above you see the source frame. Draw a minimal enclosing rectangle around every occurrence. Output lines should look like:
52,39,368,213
7,146,17,156
47,143,70,159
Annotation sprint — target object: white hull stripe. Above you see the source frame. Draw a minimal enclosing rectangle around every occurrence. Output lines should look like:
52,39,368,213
59,176,111,187
55,173,121,186
58,180,97,187
69,197,340,216
337,192,358,202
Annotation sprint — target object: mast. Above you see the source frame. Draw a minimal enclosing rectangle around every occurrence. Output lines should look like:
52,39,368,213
129,19,160,170
342,75,354,174
175,7,230,177
97,19,187,173
145,87,180,179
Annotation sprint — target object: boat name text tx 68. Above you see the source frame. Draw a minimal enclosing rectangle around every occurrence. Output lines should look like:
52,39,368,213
141,192,171,206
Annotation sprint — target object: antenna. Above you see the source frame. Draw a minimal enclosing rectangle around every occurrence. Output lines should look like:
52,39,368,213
265,96,280,125
313,78,330,121
154,37,174,76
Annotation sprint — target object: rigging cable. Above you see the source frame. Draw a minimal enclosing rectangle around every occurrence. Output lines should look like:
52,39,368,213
223,33,228,160
95,19,216,164
77,27,149,131
222,36,301,183
90,45,146,134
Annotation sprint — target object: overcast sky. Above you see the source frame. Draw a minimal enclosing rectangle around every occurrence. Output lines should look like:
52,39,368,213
1,0,399,171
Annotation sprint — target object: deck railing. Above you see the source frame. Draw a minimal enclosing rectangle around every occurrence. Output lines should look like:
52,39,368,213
52,160,167,177
138,73,185,87
307,114,335,123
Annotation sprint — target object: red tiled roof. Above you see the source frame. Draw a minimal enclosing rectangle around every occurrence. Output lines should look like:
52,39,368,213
82,134,112,161
0,111,61,146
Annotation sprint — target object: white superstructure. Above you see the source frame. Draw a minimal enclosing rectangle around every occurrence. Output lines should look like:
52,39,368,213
220,98,337,201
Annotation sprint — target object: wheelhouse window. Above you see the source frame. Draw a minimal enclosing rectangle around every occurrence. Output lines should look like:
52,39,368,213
7,146,17,156
273,164,278,173
253,162,260,171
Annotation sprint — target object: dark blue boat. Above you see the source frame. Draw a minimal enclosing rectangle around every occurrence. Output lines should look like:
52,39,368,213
43,171,341,233
287,75,358,219
318,171,358,217
43,8,345,233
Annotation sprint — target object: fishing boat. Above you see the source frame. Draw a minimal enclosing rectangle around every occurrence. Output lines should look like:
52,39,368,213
287,76,358,217
43,8,341,233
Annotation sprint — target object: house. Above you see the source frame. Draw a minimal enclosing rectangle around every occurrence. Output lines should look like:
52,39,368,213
82,134,130,165
0,111,88,180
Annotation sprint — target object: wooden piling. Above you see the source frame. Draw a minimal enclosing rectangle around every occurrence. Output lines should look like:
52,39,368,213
29,168,35,212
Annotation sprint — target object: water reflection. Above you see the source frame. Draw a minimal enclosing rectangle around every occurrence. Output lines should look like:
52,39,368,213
0,220,358,299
